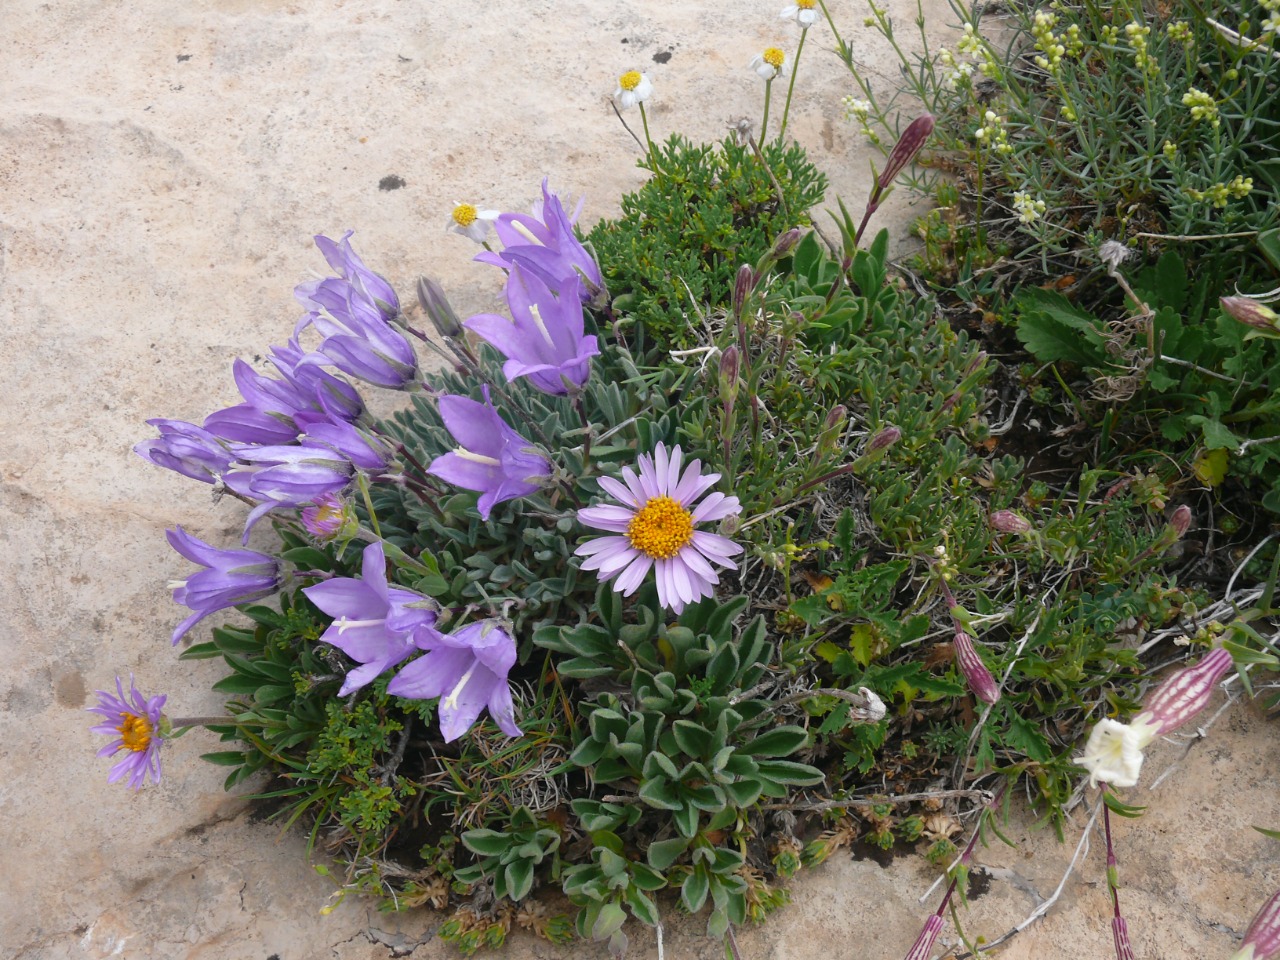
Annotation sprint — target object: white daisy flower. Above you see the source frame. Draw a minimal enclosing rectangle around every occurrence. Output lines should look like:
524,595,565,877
781,0,821,29
614,70,653,110
446,203,500,244
750,47,788,80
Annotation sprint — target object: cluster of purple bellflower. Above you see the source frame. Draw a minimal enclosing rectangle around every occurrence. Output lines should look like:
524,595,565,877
98,179,742,788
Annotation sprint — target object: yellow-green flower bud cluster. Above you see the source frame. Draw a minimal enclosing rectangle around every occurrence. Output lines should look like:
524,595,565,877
1124,22,1159,77
842,95,880,144
1032,10,1066,73
1181,87,1219,127
1185,176,1254,209
1101,24,1120,44
1013,191,1047,224
973,110,1013,155
1162,140,1178,160
937,47,975,90
1166,20,1194,47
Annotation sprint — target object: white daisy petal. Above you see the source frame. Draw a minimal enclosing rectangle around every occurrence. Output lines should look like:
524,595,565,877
575,534,632,557
667,445,684,492
578,504,636,531
621,466,649,506
616,553,654,596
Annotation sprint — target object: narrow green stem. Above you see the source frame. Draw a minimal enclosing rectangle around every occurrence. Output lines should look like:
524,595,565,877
638,103,657,175
761,78,774,142
357,473,382,539
779,29,808,142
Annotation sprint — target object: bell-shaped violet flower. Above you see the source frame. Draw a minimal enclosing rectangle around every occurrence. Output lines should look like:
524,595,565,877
222,441,357,539
204,358,312,445
167,527,283,644
296,230,400,320
387,620,521,742
296,282,420,390
303,541,439,695
427,385,551,519
476,179,604,301
464,265,600,395
135,419,234,483
269,337,366,426
304,419,393,474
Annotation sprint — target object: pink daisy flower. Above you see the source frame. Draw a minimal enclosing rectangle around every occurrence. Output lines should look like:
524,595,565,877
574,443,743,613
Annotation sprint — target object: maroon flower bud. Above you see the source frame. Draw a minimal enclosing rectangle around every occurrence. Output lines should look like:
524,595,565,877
902,914,944,960
954,630,1000,705
876,113,936,199
1221,296,1280,334
1167,504,1192,539
989,510,1033,534
818,404,848,456
769,227,803,260
733,264,756,320
868,425,901,452
719,345,740,409
417,276,463,338
1135,647,1233,737
1113,916,1136,960
1234,887,1280,960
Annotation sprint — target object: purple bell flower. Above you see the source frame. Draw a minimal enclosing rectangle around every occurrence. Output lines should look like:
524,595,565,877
297,230,400,320
303,419,393,473
269,337,366,425
203,358,310,445
296,281,419,390
387,620,521,743
464,265,600,395
222,441,358,538
167,527,283,644
303,541,439,696
427,385,551,520
476,179,605,301
134,418,234,483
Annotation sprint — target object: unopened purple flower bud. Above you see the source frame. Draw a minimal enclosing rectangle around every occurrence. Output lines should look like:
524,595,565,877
301,493,359,542
1113,916,1136,960
416,276,464,339
1167,504,1192,539
989,510,1033,534
768,227,803,261
1134,647,1233,737
876,114,935,201
1232,888,1280,960
902,914,944,960
1221,296,1280,334
819,404,848,456
733,264,756,319
953,630,1000,705
719,345,741,409
869,425,901,452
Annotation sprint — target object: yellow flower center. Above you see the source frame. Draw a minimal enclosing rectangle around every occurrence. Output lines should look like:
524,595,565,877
119,713,152,753
763,48,786,69
798,0,816,8
452,203,478,227
618,70,643,91
627,496,694,560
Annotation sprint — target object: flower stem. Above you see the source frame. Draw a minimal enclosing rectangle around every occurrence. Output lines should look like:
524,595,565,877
356,474,382,538
761,78,774,142
779,28,807,142
638,103,658,176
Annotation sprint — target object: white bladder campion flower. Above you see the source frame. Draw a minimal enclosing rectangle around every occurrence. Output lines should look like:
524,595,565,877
614,70,653,110
1076,647,1234,788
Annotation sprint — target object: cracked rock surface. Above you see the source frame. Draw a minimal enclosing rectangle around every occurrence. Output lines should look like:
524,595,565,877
3,1,1277,958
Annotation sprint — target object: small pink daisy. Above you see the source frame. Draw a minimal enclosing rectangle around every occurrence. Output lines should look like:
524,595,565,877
575,443,743,613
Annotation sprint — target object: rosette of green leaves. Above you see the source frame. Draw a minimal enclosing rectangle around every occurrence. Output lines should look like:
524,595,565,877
454,806,561,902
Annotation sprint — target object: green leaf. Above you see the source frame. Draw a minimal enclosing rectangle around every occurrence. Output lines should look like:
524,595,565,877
745,725,808,758
682,865,710,913
200,750,247,766
591,901,627,941
505,859,535,902
647,836,690,871
1013,289,1107,366
178,641,221,661
462,829,512,857
671,720,714,758
754,759,824,787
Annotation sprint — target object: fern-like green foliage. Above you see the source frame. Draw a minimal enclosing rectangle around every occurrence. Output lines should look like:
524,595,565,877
588,133,827,355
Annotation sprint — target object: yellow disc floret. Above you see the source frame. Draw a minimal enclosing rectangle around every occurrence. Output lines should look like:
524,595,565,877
763,48,786,69
627,496,695,560
798,0,817,8
119,713,153,753
618,70,643,91
452,203,478,227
